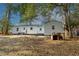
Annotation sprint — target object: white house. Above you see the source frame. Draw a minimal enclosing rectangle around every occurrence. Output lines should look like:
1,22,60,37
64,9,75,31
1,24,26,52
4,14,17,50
10,20,64,35
10,7,65,36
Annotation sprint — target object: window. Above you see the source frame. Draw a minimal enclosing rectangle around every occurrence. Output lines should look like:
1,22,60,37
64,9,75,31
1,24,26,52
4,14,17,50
52,25,55,30
40,28,42,31
16,28,19,31
30,27,33,30
24,28,25,30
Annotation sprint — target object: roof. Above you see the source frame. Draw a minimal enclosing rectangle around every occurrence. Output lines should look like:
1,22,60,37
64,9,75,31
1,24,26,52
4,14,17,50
43,20,64,25
14,23,42,27
13,20,64,27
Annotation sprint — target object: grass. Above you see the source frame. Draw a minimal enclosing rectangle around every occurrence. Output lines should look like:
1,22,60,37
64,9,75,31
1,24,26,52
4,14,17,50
0,36,79,56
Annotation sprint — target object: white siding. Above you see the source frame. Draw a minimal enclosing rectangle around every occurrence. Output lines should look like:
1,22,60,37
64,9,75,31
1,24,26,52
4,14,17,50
44,21,64,35
11,26,27,34
27,26,44,34
10,21,64,35
11,25,44,34
37,26,44,34
27,26,38,34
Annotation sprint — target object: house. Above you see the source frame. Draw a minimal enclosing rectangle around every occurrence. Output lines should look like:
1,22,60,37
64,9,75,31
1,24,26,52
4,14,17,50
10,20,64,36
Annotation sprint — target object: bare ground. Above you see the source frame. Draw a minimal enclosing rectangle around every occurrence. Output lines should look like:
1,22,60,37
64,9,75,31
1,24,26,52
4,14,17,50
0,36,79,56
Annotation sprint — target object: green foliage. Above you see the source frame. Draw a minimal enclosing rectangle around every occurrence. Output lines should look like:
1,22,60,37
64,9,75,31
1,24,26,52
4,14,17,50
19,3,55,22
19,4,36,22
39,4,55,16
0,16,12,34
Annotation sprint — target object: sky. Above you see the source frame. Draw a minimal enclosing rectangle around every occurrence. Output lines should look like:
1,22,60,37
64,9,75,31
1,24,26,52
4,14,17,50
0,4,6,19
0,4,20,25
0,4,75,25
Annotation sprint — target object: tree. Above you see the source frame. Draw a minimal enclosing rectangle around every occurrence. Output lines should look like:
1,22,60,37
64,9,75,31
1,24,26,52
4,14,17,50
62,4,71,38
39,4,55,22
0,20,3,34
39,3,76,38
56,4,73,38
3,3,19,35
37,4,57,40
61,4,79,38
0,15,13,35
0,17,8,34
69,5,79,37
19,4,55,22
18,3,37,24
68,14,79,37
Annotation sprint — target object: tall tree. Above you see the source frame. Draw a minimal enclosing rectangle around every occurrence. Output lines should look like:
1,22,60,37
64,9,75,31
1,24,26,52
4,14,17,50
61,4,71,38
0,14,13,35
19,4,55,23
54,4,74,38
19,3,37,24
60,4,79,38
39,4,55,22
39,3,76,38
3,3,19,35
0,16,8,34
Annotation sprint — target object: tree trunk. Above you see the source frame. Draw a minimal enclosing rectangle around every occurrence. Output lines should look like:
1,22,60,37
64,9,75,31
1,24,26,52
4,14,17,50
69,27,73,38
1,27,3,34
5,8,11,35
5,23,9,35
64,11,70,39
67,6,73,38
64,4,73,39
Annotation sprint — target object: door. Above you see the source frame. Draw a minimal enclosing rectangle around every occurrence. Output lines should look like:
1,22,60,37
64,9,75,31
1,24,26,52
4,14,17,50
53,35,58,40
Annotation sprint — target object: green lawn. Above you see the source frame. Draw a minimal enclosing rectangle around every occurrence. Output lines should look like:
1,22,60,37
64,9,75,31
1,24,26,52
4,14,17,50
0,37,79,56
